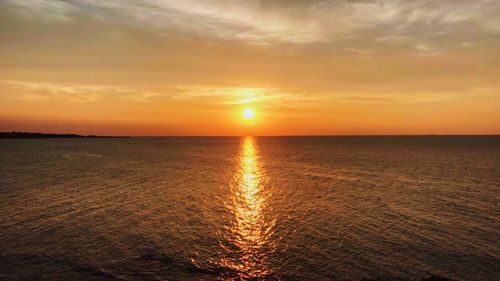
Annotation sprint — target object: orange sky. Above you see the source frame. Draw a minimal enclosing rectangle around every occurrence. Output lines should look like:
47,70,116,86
1,0,499,136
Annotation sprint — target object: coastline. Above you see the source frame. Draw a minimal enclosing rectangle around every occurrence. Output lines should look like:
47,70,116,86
0,131,129,139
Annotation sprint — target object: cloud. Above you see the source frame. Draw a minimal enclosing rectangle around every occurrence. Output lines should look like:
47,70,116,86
0,80,288,105
2,0,78,21
2,0,499,47
169,86,283,105
4,80,470,107
0,80,164,103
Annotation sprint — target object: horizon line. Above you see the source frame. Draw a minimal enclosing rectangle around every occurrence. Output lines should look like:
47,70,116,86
129,134,500,137
2,131,499,138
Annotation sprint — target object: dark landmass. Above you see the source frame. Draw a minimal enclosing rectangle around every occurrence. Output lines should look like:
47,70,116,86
0,131,128,139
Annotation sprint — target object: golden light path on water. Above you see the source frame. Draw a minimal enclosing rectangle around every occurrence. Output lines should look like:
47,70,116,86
222,137,275,279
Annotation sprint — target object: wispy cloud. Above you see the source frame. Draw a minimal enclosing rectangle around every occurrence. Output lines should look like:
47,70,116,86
0,80,286,105
169,86,283,105
2,0,499,47
3,80,473,107
0,80,164,103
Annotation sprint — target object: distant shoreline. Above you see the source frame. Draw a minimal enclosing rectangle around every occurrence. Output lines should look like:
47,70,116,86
0,132,129,139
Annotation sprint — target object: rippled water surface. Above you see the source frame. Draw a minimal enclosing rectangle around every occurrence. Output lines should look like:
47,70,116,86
1,136,499,280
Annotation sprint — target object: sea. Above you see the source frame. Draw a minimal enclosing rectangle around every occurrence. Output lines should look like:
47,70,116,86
0,136,499,280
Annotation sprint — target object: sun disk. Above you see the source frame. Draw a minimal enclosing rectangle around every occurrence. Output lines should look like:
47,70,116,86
243,108,255,119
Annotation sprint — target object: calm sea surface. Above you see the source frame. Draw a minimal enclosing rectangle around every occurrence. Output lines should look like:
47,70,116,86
0,136,499,280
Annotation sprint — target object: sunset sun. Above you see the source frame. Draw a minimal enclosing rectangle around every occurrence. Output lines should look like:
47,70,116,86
242,108,255,120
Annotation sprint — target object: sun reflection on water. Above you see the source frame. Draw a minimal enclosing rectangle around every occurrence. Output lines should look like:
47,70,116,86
222,137,274,279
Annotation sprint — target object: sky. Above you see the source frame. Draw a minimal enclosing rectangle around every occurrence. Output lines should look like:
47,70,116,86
0,0,499,136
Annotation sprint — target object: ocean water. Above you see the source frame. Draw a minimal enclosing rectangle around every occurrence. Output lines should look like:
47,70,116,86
0,136,499,281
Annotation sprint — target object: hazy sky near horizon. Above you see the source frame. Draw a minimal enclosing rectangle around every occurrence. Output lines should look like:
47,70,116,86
1,0,499,135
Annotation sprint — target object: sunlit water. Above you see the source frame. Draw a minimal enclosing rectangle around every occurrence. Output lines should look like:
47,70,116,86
222,137,274,279
0,136,499,280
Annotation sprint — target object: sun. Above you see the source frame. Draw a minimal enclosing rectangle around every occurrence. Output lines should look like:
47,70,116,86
242,108,255,119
